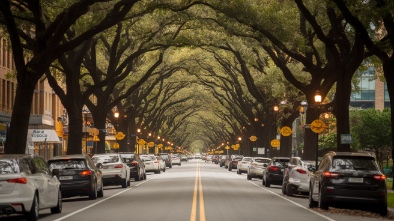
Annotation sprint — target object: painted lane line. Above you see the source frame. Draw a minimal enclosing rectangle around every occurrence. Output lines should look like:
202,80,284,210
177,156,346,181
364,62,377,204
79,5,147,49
190,163,199,221
54,178,155,221
249,182,336,221
198,165,206,221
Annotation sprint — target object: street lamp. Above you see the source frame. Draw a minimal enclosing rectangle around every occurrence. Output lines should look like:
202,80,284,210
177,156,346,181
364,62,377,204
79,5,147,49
238,136,242,154
82,106,90,154
314,90,322,168
114,110,119,152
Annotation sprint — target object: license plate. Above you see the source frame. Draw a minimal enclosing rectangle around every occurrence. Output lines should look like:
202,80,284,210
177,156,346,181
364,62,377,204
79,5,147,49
59,176,73,180
281,169,284,172
103,166,109,169
348,177,363,183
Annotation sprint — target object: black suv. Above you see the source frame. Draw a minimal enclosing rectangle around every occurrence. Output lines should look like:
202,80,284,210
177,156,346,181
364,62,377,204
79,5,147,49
262,157,290,187
309,152,387,216
159,153,172,168
119,152,146,181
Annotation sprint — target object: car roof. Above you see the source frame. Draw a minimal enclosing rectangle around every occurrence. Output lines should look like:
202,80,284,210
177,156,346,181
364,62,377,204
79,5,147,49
0,154,32,160
330,152,373,157
49,154,87,160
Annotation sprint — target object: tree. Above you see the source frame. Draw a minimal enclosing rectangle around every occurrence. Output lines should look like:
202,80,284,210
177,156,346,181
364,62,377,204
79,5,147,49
350,108,392,169
0,0,137,153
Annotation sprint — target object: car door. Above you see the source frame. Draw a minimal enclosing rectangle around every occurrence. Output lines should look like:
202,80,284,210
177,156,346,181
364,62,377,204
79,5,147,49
31,157,59,208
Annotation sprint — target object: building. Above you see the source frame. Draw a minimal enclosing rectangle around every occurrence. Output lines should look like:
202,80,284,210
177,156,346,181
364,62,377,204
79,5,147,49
0,35,65,159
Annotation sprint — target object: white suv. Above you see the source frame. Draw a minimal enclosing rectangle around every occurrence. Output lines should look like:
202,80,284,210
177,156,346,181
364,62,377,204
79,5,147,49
282,157,315,196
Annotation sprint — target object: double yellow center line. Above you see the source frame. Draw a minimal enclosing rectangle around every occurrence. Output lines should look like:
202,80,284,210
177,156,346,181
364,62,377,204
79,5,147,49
190,162,205,221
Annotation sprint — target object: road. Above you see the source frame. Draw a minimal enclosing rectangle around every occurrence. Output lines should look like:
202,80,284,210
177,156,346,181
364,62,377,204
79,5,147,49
1,159,393,221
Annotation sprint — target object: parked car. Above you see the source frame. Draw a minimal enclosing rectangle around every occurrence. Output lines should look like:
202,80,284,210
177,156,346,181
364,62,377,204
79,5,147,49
228,156,243,171
48,154,104,199
224,155,244,169
140,155,161,174
159,153,172,168
220,155,229,167
247,157,270,180
281,157,314,196
171,154,181,166
91,153,130,188
180,155,188,162
262,157,290,187
211,155,220,164
155,156,166,172
309,152,387,216
236,157,253,174
119,152,146,181
0,154,62,220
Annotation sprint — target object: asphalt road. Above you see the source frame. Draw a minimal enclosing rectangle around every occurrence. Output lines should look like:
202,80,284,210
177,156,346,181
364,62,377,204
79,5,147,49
1,159,393,221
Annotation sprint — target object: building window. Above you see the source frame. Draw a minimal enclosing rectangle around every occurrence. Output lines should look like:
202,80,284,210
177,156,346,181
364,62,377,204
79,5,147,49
351,66,375,101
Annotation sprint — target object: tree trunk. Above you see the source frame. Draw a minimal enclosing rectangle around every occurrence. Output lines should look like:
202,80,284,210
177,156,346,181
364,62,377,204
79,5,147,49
5,74,37,153
66,107,83,154
92,116,107,154
303,107,318,161
335,72,352,152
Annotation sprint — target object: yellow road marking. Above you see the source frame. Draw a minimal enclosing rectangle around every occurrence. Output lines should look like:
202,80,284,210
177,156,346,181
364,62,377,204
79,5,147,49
190,162,205,221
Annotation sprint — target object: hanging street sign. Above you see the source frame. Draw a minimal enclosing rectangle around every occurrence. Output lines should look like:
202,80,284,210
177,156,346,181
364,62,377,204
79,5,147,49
249,136,257,141
310,120,327,133
115,132,126,140
280,126,292,136
271,139,280,148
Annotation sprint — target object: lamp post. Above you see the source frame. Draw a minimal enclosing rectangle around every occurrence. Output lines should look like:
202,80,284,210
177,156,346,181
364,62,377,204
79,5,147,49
136,128,141,154
114,110,119,152
314,90,322,168
82,106,90,154
238,136,242,154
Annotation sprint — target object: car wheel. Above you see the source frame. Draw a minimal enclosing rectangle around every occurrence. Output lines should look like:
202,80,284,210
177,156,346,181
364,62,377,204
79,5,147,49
264,177,271,187
26,194,39,221
247,174,252,180
143,173,147,180
98,181,104,198
286,183,294,196
376,202,388,216
282,183,287,195
318,187,328,210
228,166,232,171
170,164,172,168
262,176,265,185
127,178,130,187
135,174,140,181
163,167,166,172
308,184,318,208
51,190,62,214
89,182,98,200
121,178,127,188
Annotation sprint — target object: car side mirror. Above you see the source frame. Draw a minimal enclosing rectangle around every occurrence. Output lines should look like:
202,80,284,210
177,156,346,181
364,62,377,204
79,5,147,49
52,169,59,176
263,163,268,167
96,163,103,169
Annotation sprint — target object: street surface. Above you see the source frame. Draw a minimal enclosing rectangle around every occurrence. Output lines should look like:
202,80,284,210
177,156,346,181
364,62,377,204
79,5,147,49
1,159,393,221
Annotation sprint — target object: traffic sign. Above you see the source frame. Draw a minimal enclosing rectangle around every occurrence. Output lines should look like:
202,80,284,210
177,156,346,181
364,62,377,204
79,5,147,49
225,145,230,150
115,132,125,140
249,136,257,141
280,126,292,136
341,134,352,144
113,143,119,149
310,120,327,133
271,139,280,148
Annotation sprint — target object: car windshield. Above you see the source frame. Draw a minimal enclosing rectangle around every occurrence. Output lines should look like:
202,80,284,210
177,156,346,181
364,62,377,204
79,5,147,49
119,154,134,159
92,155,119,164
0,159,19,174
242,157,253,162
48,159,87,170
273,159,289,167
141,155,156,161
332,157,379,171
255,159,270,163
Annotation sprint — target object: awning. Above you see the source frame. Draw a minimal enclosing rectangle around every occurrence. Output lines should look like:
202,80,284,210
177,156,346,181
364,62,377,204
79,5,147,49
105,135,116,141
28,129,61,143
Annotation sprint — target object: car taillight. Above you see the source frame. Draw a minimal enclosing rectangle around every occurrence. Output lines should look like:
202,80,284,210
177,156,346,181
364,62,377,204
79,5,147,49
154,161,158,164
323,172,339,178
114,164,123,168
269,166,279,171
373,174,386,181
80,170,92,176
132,161,139,166
296,169,307,174
7,178,27,184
